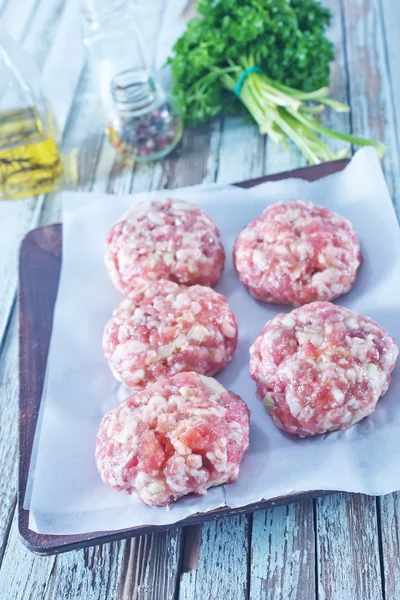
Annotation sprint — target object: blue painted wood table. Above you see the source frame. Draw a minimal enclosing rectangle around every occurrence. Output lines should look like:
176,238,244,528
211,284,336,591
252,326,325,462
0,0,399,598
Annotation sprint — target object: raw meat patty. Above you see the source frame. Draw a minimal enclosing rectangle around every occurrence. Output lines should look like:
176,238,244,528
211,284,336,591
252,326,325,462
233,199,362,305
103,280,238,389
95,372,250,506
250,302,398,437
105,197,225,292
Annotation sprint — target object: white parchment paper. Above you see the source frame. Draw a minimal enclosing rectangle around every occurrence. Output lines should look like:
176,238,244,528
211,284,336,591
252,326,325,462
28,148,400,535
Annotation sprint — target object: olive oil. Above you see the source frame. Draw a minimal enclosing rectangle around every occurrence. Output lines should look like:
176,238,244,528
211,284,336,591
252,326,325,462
0,107,63,200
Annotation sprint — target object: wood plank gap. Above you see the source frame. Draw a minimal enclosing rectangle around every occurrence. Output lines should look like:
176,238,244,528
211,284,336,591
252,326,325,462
178,516,250,600
173,529,186,600
313,499,319,600
338,0,354,147
0,310,22,580
0,497,16,571
245,513,253,600
54,63,87,149
0,196,44,350
40,554,58,600
103,543,120,600
212,118,224,182
180,525,202,574
0,294,15,363
75,133,106,194
377,0,400,165
376,496,387,600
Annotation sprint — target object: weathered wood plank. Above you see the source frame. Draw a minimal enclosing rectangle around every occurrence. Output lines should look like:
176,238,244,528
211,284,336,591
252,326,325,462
172,72,270,598
342,0,399,209
0,317,57,599
40,4,186,598
379,493,400,599
38,531,182,600
380,0,400,207
115,529,182,600
361,3,400,597
0,517,55,600
0,0,97,588
0,0,79,575
43,543,124,600
0,316,19,567
316,493,383,600
0,0,83,346
246,79,314,600
249,501,316,600
163,89,268,600
174,19,319,590
179,516,250,600
5,201,183,600
240,8,319,594
0,199,42,351
217,118,264,183
0,4,183,600
44,533,181,600
0,0,85,578
156,125,215,189
380,0,400,120
2,1,399,599
322,0,351,154
313,4,386,599
89,4,214,595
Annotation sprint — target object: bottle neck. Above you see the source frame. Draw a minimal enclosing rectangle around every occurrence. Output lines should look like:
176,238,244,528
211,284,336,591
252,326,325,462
81,0,131,26
111,68,163,117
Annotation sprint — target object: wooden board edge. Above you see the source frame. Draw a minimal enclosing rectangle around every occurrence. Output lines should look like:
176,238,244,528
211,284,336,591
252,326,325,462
19,490,338,556
18,158,350,555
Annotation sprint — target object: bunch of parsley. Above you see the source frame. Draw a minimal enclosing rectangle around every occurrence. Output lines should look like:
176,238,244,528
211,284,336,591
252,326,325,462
168,0,384,163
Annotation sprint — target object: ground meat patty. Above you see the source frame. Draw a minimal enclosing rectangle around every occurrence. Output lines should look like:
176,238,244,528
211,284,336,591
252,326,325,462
105,198,225,292
95,372,250,506
103,280,238,389
233,199,362,306
250,302,398,437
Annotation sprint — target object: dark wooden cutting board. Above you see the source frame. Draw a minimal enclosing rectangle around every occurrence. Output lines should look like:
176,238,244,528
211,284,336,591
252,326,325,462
19,158,349,554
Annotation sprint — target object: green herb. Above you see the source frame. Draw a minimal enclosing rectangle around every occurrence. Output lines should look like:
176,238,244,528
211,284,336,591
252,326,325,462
168,0,384,163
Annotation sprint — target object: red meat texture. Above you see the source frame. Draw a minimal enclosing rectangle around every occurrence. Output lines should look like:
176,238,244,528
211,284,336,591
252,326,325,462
250,302,398,437
95,372,250,506
103,280,238,389
105,198,225,293
234,199,362,306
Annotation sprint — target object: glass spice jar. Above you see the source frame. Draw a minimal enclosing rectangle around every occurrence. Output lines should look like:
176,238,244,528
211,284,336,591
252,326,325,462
107,68,182,161
82,0,182,162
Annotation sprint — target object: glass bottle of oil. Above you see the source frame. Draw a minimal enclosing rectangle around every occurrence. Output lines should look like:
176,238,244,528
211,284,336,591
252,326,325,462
0,24,63,200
